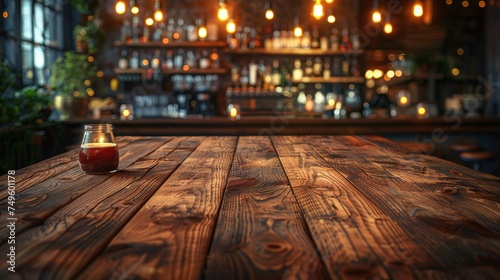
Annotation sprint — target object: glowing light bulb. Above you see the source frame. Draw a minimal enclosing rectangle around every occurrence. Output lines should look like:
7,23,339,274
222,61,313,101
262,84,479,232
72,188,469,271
131,6,139,14
327,15,336,23
198,26,207,39
294,26,303,37
372,10,382,23
226,19,236,34
154,10,163,22
413,1,424,17
218,4,229,21
145,17,154,26
115,1,126,14
384,22,393,34
265,9,274,20
313,0,324,19
325,0,334,3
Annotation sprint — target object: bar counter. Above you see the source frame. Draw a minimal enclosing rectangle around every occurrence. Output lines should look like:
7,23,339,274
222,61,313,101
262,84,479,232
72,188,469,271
61,116,500,137
1,136,499,279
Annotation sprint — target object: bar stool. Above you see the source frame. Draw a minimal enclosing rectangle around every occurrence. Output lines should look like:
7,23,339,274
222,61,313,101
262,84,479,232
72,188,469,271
451,144,480,153
459,151,495,171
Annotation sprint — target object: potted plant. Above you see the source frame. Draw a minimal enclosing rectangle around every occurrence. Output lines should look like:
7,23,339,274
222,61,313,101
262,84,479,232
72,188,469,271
73,21,104,54
48,51,98,119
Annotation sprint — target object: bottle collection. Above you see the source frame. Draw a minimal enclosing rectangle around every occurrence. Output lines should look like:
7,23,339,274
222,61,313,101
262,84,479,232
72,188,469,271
114,17,366,118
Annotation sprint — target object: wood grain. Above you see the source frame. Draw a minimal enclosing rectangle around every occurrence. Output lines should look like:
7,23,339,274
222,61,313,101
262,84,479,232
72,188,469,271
0,136,141,200
78,136,237,280
0,137,204,279
303,135,500,279
0,137,172,244
205,136,329,279
272,136,394,279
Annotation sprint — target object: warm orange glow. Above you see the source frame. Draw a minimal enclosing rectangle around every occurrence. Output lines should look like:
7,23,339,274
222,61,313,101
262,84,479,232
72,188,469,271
198,26,208,39
373,69,383,79
115,1,126,14
400,96,408,105
226,19,236,33
413,2,424,17
384,22,393,34
142,59,149,66
325,0,334,3
84,79,91,86
122,109,130,117
387,70,395,78
265,9,274,20
313,1,324,19
183,65,190,71
96,71,104,78
154,10,163,22
218,4,229,21
2,11,8,18
131,6,139,14
294,26,303,37
462,1,469,7
87,55,94,62
162,38,169,44
418,107,426,115
457,48,464,55
145,17,154,26
452,68,460,76
446,0,452,4
87,89,95,97
365,70,374,79
327,15,336,23
372,10,382,23
395,70,403,77
230,107,238,117
173,32,180,40
479,1,486,8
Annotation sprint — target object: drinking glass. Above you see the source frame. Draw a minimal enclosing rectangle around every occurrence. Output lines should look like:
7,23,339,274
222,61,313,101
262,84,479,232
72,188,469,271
79,124,119,174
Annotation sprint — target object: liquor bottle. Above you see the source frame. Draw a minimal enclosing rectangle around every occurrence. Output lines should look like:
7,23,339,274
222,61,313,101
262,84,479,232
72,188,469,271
131,16,140,43
199,49,210,69
118,48,129,69
314,83,325,112
174,49,184,69
129,50,139,69
323,57,331,79
330,28,339,51
153,22,165,42
258,60,266,88
186,20,198,42
292,59,303,81
313,57,323,77
301,31,311,49
249,60,258,87
206,19,218,41
231,64,240,88
350,56,360,77
166,18,175,41
271,60,281,86
240,65,249,88
340,25,352,51
165,50,174,69
341,57,350,76
121,19,132,42
185,50,195,68
280,60,290,87
173,19,184,41
311,25,320,49
332,56,341,76
304,57,313,77
151,49,161,70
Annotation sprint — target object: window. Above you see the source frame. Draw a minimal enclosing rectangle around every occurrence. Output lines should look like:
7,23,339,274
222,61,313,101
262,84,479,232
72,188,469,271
1,0,67,87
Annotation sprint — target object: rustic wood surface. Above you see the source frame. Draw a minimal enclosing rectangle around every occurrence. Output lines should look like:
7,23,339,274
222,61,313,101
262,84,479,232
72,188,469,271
0,136,498,279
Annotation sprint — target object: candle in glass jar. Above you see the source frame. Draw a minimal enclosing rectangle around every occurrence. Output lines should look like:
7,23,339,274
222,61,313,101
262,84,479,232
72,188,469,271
227,104,240,120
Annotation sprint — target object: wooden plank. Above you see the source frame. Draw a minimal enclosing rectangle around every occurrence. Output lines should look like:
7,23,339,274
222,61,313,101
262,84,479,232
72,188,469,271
78,136,237,280
0,137,172,243
0,137,204,279
0,136,142,200
205,136,329,279
304,135,500,278
272,136,394,279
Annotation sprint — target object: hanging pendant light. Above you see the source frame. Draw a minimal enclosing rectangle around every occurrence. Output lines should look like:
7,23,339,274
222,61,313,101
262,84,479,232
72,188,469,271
371,0,381,23
115,0,126,14
218,0,229,21
265,1,274,20
312,0,324,20
130,0,139,15
413,0,424,17
153,0,163,22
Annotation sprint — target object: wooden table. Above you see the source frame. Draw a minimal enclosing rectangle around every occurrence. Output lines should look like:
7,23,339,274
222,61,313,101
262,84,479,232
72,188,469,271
1,136,499,279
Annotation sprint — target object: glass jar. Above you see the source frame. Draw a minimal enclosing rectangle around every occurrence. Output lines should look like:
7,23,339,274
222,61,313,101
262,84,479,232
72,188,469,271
79,124,119,174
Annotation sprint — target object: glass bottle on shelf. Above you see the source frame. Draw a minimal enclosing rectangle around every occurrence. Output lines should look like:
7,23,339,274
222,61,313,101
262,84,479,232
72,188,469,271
280,60,290,88
165,50,174,69
311,25,320,49
323,57,331,79
121,19,132,42
314,83,325,112
340,25,352,51
332,56,341,76
129,50,139,69
304,57,313,77
341,57,350,76
132,16,140,43
186,20,198,42
350,56,360,77
199,49,210,69
118,48,129,70
174,49,184,69
166,18,175,41
330,28,340,51
301,31,311,49
185,51,195,68
173,19,184,41
240,65,249,88
271,60,281,87
249,60,258,87
151,49,161,70
292,59,303,81
206,19,218,41
313,57,323,77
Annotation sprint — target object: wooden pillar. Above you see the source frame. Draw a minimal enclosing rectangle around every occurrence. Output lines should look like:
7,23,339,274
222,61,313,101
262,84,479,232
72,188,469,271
485,0,500,117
